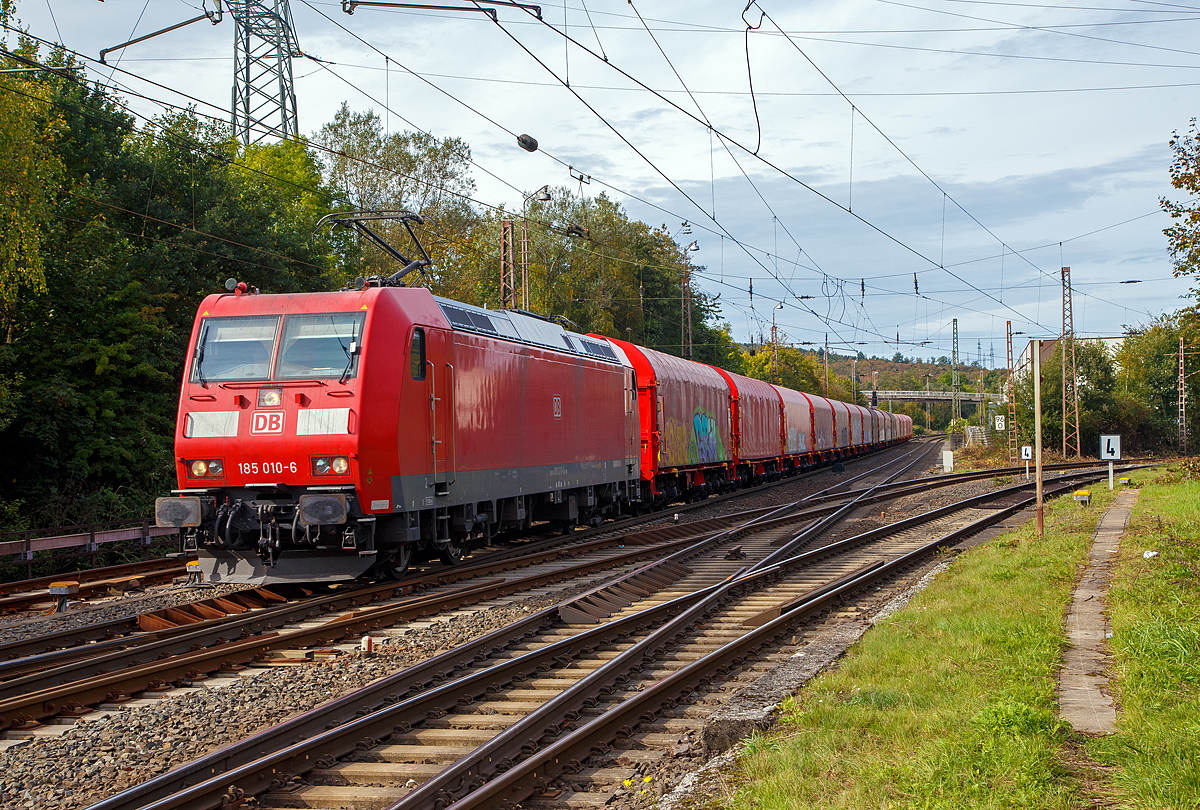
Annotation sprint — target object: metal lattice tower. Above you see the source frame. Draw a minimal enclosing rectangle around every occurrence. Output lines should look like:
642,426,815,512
951,318,961,422
1061,266,1081,458
228,0,302,143
681,269,693,359
1180,335,1187,454
500,220,515,309
1007,320,1017,463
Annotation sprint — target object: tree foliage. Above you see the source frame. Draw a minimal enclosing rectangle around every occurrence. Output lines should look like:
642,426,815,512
1013,340,1121,454
1163,119,1200,287
0,52,340,528
0,10,64,337
1116,311,1200,451
0,82,742,530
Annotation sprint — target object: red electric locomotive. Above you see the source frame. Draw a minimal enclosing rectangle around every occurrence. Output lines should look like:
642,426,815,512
156,280,641,583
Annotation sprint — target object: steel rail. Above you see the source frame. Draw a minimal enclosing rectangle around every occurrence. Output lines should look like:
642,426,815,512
0,558,191,598
740,439,943,578
0,516,730,669
722,458,1130,524
82,447,931,810
88,584,725,810
431,470,1123,810
0,520,750,729
380,457,1091,810
91,458,1125,810
0,565,190,614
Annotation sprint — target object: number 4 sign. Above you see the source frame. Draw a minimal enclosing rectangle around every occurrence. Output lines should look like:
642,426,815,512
1101,435,1121,461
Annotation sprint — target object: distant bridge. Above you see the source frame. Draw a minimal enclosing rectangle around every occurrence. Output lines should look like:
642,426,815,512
869,390,1007,405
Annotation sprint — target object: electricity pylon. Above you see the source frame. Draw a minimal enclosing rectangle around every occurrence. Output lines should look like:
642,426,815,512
1061,267,1080,458
228,0,302,143
99,1,302,144
952,318,961,422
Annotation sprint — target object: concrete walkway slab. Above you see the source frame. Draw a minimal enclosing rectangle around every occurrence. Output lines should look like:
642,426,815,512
1058,489,1138,734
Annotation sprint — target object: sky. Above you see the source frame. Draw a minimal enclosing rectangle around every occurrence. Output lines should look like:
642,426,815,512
11,0,1200,366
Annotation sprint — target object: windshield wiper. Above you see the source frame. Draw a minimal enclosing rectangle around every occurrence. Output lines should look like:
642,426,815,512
338,320,358,385
195,324,210,389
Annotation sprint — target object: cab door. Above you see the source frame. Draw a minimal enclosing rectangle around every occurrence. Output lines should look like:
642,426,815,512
427,329,455,494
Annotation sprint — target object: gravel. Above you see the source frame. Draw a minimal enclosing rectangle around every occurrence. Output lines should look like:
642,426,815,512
0,442,973,810
0,583,594,810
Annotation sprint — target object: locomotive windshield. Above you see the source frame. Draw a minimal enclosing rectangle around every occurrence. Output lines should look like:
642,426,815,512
275,312,366,380
190,315,280,382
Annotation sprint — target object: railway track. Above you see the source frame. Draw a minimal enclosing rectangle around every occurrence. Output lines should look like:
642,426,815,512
80,451,1135,810
0,440,922,635
0,558,195,614
0,443,933,707
0,519,736,734
0,442,1108,739
0,444,1096,727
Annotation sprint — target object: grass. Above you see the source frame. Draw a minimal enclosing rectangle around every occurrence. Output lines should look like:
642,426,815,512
1088,468,1200,808
719,480,1131,810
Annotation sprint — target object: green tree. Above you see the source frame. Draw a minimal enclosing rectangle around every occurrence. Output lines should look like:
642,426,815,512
0,75,341,528
1115,311,1200,450
314,103,478,282
1163,119,1200,288
1013,340,1119,455
743,346,822,392
0,9,65,340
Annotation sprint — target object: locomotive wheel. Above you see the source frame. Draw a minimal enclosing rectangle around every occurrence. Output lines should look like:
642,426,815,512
438,537,467,565
381,544,414,580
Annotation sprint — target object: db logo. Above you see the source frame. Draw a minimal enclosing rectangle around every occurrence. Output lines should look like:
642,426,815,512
250,411,285,435
553,396,562,419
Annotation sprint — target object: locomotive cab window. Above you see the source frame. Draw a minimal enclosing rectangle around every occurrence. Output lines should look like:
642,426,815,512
190,315,280,383
275,312,366,380
410,328,426,380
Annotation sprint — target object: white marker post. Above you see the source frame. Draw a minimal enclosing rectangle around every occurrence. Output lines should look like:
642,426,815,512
1021,445,1032,480
1101,435,1122,490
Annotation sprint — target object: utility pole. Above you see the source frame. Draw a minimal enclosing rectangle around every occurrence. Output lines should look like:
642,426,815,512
923,372,932,432
1007,320,1017,463
952,318,961,422
680,267,688,357
824,334,831,396
229,0,302,143
1061,266,1081,458
499,220,515,308
519,185,549,311
1033,339,1044,541
979,371,986,428
97,1,301,144
518,219,529,310
680,242,698,359
771,303,783,385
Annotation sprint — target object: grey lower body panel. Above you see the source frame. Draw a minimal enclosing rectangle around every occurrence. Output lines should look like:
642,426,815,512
199,548,377,585
390,458,638,513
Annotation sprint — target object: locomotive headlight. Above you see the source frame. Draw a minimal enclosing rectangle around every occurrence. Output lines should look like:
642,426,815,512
258,388,283,408
312,456,351,476
187,459,224,477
